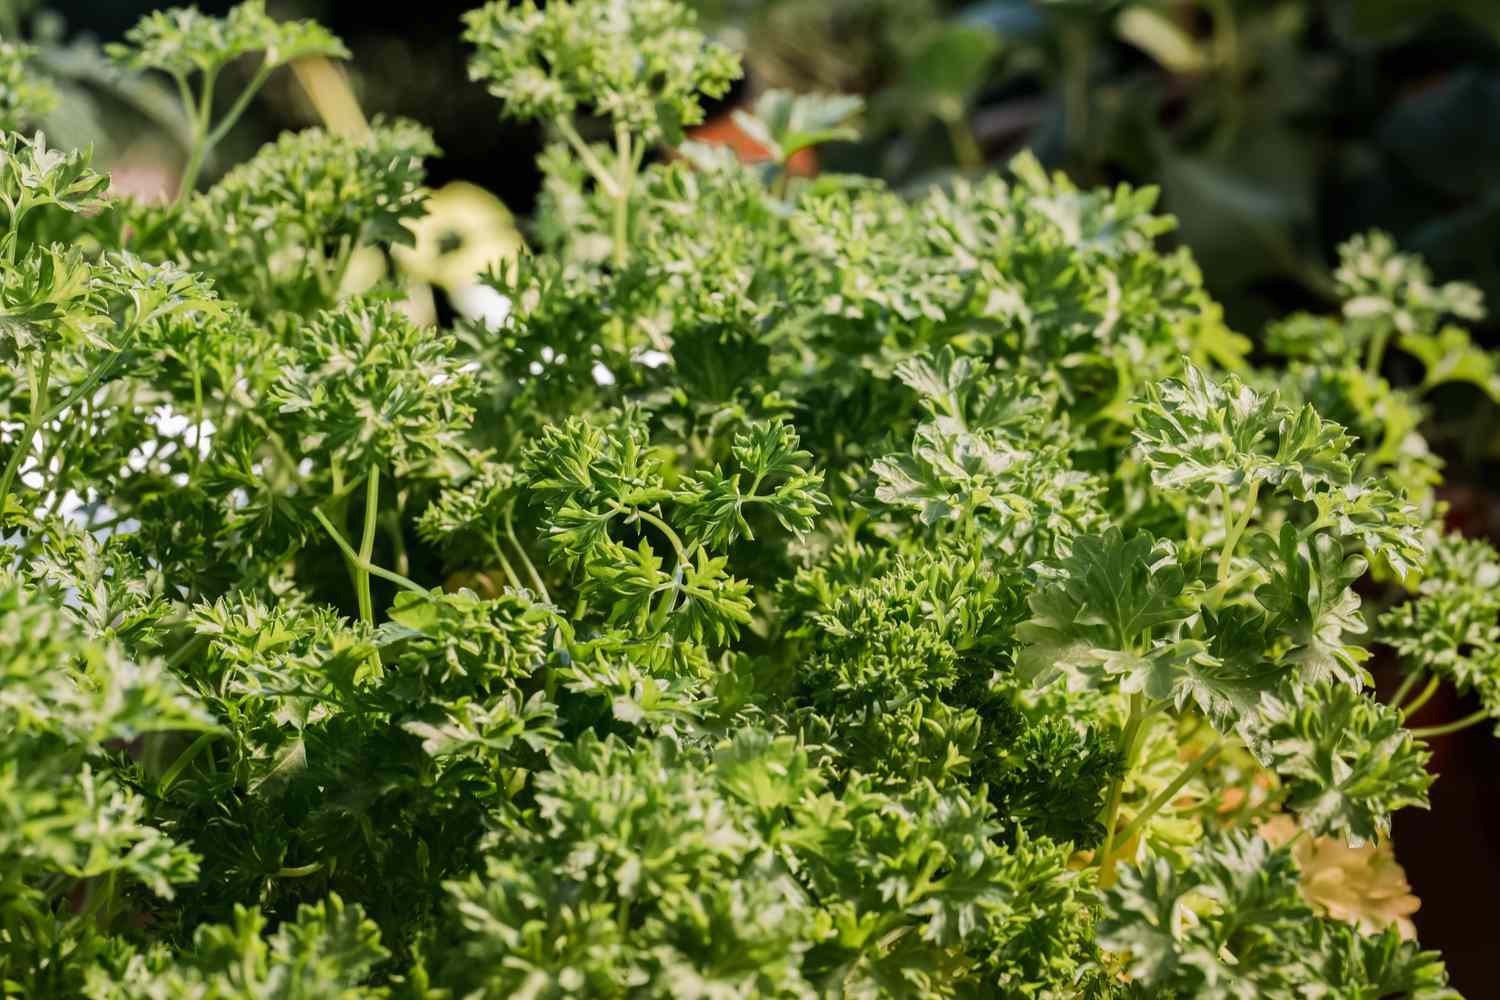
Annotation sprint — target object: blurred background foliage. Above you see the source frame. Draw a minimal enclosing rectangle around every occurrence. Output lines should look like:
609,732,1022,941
5,0,1500,989
15,0,1500,352
694,0,1500,347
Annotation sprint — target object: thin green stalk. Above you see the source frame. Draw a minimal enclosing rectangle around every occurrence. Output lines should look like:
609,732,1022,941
504,505,549,602
1110,738,1225,855
649,565,683,631
1365,323,1393,375
312,506,427,597
617,503,689,567
944,113,984,171
165,635,208,671
171,71,196,134
365,561,430,595
486,535,523,591
203,58,274,149
1097,695,1156,887
157,731,220,795
41,352,127,425
355,467,381,626
326,233,356,300
608,501,689,626
322,490,364,619
1399,676,1440,721
1411,709,1490,739
175,68,219,206
3,196,25,264
189,355,205,471
81,870,117,931
1096,785,1128,880
552,115,622,197
1217,480,1261,585
0,352,52,519
168,52,276,207
1389,668,1427,712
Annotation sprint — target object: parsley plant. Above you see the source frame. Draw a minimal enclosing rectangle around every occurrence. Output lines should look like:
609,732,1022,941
0,2,1495,996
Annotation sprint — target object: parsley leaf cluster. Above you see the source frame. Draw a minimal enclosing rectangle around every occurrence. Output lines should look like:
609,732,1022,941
1,1,1493,996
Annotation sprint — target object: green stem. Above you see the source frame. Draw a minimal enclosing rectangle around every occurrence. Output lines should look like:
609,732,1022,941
1096,695,1155,887
944,113,984,170
81,870,117,931
486,535,523,591
1399,677,1441,721
504,505,549,602
165,634,207,671
1389,668,1427,711
326,233,356,300
1365,324,1393,376
312,506,427,597
1216,480,1261,585
607,501,690,628
41,352,127,425
171,71,196,135
365,561,429,595
203,57,274,149
175,68,218,206
157,731,220,795
4,196,25,263
773,165,792,202
616,503,690,567
1411,709,1490,739
189,354,205,471
273,862,322,878
552,115,622,198
1110,738,1225,854
649,567,682,630
0,352,52,519
355,467,380,626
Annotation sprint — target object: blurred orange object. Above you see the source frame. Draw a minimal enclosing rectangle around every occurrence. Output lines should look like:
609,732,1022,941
685,110,819,176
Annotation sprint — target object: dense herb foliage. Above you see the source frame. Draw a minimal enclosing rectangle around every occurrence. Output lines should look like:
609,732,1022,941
1,2,1496,996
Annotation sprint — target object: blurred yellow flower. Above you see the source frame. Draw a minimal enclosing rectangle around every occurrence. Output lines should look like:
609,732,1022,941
393,180,522,292
1259,814,1421,940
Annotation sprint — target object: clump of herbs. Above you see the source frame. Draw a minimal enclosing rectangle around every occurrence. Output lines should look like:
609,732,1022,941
1,1,1494,997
